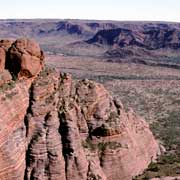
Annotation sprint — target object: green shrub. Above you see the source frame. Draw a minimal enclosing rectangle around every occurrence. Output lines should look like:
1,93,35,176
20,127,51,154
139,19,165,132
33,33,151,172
147,162,159,172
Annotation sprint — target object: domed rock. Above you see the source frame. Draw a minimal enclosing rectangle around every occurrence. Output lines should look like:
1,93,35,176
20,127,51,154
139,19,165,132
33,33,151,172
0,39,14,52
7,38,44,79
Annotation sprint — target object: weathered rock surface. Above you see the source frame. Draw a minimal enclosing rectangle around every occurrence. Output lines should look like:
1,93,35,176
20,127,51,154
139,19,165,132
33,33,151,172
0,39,160,180
0,38,44,81
0,47,6,72
0,69,12,86
8,38,44,78
0,39,14,51
0,80,31,180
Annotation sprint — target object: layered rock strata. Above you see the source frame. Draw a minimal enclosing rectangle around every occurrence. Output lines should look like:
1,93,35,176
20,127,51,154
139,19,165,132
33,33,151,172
0,39,160,180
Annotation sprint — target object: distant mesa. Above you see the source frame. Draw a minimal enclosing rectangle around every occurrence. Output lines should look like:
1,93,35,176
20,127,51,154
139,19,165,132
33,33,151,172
1,20,180,59
86,27,180,50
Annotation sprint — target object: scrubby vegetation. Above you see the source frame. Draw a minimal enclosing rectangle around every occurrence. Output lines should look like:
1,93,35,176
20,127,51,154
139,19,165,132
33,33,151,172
134,153,180,179
82,138,122,152
0,81,16,92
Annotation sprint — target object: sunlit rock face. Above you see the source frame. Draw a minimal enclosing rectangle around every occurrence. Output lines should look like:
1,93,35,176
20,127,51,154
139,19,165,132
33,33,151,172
0,39,160,180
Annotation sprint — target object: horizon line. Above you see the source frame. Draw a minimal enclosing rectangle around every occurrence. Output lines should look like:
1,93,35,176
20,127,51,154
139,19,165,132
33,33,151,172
0,18,180,24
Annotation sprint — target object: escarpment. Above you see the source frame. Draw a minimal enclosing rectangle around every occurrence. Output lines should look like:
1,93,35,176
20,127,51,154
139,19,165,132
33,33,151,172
0,39,160,180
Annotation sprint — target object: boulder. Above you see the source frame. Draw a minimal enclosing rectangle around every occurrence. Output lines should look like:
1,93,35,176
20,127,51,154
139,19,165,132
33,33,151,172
8,38,44,78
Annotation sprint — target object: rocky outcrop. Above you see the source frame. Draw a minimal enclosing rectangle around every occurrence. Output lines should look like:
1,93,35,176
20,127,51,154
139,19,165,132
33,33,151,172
0,38,44,180
7,38,44,79
0,80,31,180
0,39,14,52
0,39,160,180
0,38,44,83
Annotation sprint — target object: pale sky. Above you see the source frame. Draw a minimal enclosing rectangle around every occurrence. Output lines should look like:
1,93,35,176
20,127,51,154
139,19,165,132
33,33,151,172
0,0,180,22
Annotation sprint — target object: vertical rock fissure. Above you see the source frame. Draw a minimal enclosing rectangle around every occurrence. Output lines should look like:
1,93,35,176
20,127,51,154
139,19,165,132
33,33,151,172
58,111,69,180
24,134,37,180
24,84,34,138
23,83,35,180
44,112,51,180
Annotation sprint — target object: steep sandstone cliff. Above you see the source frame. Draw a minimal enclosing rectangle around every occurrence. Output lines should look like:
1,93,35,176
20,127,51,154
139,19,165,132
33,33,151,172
0,39,160,180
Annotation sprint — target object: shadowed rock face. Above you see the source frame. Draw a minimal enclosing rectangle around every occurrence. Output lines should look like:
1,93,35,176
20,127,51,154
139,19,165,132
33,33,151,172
0,39,160,180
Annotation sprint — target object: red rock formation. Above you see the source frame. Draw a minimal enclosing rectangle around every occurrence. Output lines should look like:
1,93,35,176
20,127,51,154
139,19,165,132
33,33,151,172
0,38,44,180
0,70,12,86
0,80,31,180
0,39,13,52
0,39,160,180
8,38,44,78
0,38,44,82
